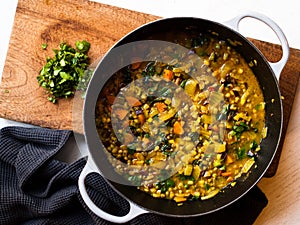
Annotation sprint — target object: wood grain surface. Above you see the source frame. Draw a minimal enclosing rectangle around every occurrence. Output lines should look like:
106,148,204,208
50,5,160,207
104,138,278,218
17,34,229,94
255,77,300,225
0,0,158,130
248,39,300,177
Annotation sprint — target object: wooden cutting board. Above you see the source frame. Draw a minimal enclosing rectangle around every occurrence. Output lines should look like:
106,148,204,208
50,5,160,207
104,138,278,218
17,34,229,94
1,0,299,176
0,0,159,131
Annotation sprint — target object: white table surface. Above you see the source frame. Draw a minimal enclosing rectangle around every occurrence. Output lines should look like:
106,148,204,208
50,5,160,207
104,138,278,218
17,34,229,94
0,1,299,224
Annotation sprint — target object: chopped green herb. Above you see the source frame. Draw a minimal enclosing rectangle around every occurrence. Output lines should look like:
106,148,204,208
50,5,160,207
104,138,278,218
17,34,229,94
37,40,91,103
237,147,247,159
127,147,135,155
75,40,90,53
177,174,195,181
41,43,47,50
204,183,211,191
156,178,175,193
232,121,249,139
250,140,258,150
144,62,156,76
180,79,187,88
222,104,230,114
145,159,152,165
213,159,223,167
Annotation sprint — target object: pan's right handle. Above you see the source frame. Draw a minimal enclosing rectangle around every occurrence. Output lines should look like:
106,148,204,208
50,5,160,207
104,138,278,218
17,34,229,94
224,11,290,80
78,159,148,223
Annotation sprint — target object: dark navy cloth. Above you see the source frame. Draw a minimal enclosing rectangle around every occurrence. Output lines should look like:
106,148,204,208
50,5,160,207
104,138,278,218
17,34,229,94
0,126,268,225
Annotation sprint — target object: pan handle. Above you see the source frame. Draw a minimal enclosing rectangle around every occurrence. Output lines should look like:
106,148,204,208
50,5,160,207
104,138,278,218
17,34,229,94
224,11,289,80
78,158,148,223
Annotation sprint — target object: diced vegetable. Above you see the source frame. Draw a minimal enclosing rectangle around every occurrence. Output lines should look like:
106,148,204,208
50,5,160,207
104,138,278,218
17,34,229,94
149,107,159,118
123,132,134,144
220,61,234,78
192,165,201,180
262,127,268,138
155,102,166,113
173,121,184,135
184,79,197,96
114,109,128,120
241,158,255,174
232,122,249,140
126,96,142,106
201,189,220,200
184,164,193,176
226,155,234,164
213,159,223,167
221,171,232,177
240,91,249,105
201,114,212,124
233,113,251,122
214,142,226,153
174,196,187,203
159,109,176,122
137,114,145,125
163,69,174,80
131,57,142,70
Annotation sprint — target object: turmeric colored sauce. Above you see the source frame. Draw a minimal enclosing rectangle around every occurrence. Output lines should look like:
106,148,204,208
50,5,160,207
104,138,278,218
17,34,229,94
95,33,266,203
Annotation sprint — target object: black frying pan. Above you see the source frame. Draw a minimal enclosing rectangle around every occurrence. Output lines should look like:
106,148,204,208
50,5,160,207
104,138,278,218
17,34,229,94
78,11,289,223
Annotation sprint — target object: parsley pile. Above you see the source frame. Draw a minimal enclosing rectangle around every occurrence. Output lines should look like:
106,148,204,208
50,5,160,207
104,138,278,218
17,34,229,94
37,40,91,103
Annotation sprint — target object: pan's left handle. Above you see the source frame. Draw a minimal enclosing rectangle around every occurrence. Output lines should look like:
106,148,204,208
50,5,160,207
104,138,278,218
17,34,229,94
224,11,290,80
78,159,148,223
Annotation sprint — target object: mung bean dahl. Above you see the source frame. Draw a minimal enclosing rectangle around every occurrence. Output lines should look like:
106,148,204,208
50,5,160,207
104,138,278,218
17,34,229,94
95,33,266,204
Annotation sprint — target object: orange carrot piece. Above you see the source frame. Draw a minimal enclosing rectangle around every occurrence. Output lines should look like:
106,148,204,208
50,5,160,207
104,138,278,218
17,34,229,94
123,132,134,144
155,102,166,113
122,120,129,128
125,96,142,106
226,155,234,164
221,171,232,177
114,109,128,120
137,114,145,125
163,69,174,81
131,57,142,70
173,121,184,135
106,95,115,104
226,176,234,183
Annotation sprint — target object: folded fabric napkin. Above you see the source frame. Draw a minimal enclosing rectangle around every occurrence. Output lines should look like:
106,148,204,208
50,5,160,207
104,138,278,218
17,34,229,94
0,126,268,225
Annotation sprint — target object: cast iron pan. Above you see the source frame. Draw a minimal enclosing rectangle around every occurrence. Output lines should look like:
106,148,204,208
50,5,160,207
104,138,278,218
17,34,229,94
79,12,289,223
